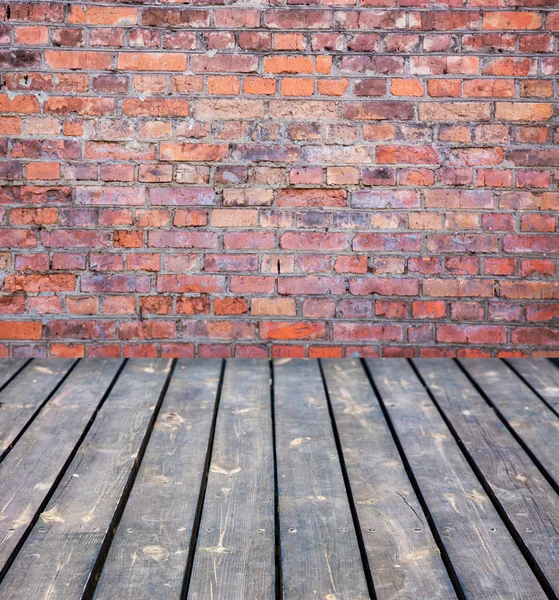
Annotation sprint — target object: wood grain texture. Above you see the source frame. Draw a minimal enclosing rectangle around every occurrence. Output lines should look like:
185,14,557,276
323,359,456,600
0,359,171,599
274,358,369,600
0,358,75,456
0,359,28,390
93,359,222,600
415,359,559,595
505,359,559,413
188,359,275,600
460,359,559,488
0,359,123,576
366,359,547,600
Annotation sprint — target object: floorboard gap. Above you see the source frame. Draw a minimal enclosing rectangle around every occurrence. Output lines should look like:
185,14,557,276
180,358,226,600
412,359,556,600
81,358,179,600
502,359,559,419
456,359,559,497
270,360,284,600
0,358,128,585
361,359,467,600
318,359,377,600
0,359,80,465
0,358,32,395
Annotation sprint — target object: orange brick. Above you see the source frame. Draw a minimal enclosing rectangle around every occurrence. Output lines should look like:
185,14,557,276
264,56,313,74
281,78,314,96
25,162,60,180
318,79,349,96
15,26,49,45
274,33,306,51
0,321,42,340
483,12,541,31
207,76,240,95
45,51,113,70
0,117,21,135
427,80,461,97
496,103,553,122
244,77,277,95
69,6,138,25
316,56,333,74
391,79,424,97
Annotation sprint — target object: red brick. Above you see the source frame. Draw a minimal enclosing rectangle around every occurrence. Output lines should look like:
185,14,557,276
118,53,185,72
511,328,558,346
281,232,349,251
350,279,419,296
436,325,506,344
412,301,446,319
214,297,248,316
260,321,327,341
123,99,190,117
333,323,403,342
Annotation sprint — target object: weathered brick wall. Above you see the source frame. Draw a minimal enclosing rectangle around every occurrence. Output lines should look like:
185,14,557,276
0,1,558,358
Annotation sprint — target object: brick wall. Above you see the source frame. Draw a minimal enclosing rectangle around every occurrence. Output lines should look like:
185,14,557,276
0,0,558,359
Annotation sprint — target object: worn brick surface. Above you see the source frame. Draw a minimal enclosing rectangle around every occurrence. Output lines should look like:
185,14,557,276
0,0,558,358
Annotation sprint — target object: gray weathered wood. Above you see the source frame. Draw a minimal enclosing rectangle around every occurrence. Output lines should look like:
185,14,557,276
506,359,559,413
0,359,28,390
0,359,123,576
0,358,75,456
323,359,456,600
460,359,559,488
0,359,171,599
366,359,547,600
188,359,275,600
274,358,369,600
93,359,222,600
415,359,559,595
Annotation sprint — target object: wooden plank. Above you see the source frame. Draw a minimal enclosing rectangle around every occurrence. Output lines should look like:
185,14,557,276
274,358,369,600
460,359,559,488
0,358,75,457
365,359,547,600
323,359,456,600
93,359,222,600
188,359,275,600
0,359,123,577
505,359,559,412
0,359,172,599
415,359,559,595
0,359,28,390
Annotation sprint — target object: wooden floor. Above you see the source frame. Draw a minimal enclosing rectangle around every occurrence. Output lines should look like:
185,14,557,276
0,359,558,599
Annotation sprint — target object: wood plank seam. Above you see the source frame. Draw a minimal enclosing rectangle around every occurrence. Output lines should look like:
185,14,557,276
455,359,559,499
410,359,557,600
0,358,79,465
503,359,559,420
318,359,377,600
360,359,467,600
82,358,179,600
269,360,284,600
180,359,226,600
0,358,128,585
0,358,31,396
